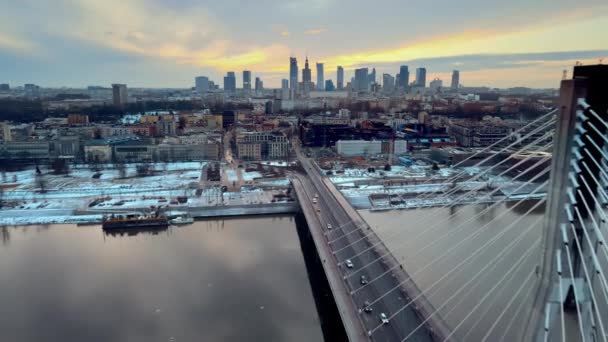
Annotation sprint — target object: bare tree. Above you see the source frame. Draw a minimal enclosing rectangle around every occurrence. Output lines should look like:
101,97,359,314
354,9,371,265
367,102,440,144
115,162,127,179
35,174,47,193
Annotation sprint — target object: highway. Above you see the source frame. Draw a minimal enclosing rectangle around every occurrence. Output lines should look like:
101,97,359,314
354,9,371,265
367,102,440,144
293,148,442,342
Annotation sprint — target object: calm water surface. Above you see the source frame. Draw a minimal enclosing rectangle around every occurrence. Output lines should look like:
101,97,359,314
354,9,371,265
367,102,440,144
0,216,324,342
360,201,546,342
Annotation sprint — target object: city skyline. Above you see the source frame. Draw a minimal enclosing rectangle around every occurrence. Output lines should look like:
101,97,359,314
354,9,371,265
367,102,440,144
0,0,607,88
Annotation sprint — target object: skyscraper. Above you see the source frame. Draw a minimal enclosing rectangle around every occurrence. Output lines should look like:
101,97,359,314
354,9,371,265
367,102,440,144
289,57,298,91
111,84,128,107
354,68,369,92
24,83,40,99
369,68,376,86
398,65,409,89
195,76,209,93
451,70,460,90
281,79,289,90
316,63,324,90
302,57,312,93
415,68,427,87
382,74,395,93
243,70,252,90
325,80,335,91
224,72,236,93
337,66,344,90
430,78,443,93
255,77,263,92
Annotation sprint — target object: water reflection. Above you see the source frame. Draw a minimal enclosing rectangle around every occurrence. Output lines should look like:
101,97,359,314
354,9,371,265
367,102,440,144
0,216,323,342
103,226,170,238
360,200,544,342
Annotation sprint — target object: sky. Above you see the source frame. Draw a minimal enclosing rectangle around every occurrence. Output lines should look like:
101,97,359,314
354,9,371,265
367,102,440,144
0,0,607,89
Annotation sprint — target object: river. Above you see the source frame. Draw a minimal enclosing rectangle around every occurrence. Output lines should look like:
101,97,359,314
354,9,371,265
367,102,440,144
360,200,547,341
0,216,326,342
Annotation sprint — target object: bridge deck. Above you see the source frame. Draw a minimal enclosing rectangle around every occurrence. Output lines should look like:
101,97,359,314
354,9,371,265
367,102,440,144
291,177,369,342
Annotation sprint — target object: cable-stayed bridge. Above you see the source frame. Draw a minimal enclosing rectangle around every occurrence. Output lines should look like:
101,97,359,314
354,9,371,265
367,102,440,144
290,64,608,341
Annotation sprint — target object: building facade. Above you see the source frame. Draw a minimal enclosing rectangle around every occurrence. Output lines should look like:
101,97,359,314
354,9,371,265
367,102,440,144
111,84,128,107
289,57,298,91
415,67,427,87
243,71,252,91
336,140,381,157
316,63,324,90
195,76,209,93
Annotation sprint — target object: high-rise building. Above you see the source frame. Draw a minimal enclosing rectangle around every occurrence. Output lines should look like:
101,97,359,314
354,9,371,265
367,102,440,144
354,68,369,92
369,68,376,86
24,83,40,99
111,84,128,107
451,70,460,90
415,68,427,87
255,77,263,92
430,78,443,92
223,72,236,93
243,70,252,90
325,80,335,91
281,79,289,89
398,65,409,89
289,57,298,91
316,63,324,90
195,76,209,93
382,74,395,93
0,84,9,91
302,57,312,93
337,66,344,90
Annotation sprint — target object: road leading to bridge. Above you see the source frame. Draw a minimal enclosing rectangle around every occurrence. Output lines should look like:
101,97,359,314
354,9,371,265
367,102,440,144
292,150,455,342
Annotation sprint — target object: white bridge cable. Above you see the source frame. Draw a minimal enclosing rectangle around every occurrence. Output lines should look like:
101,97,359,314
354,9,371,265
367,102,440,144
580,161,608,208
576,181,608,262
400,234,539,342
479,262,537,341
568,220,608,342
350,176,548,294
462,249,535,341
346,167,550,283
579,99,608,131
573,204,608,305
325,119,555,244
419,110,556,184
325,124,555,244
331,147,552,250
334,142,553,256
443,242,539,342
582,147,608,192
409,119,555,205
410,126,555,205
496,277,537,342
563,227,588,342
366,198,546,335
328,134,554,247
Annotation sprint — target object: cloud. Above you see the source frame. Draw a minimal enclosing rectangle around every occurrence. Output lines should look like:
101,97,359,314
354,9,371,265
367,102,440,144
280,31,290,37
303,27,327,35
0,32,41,54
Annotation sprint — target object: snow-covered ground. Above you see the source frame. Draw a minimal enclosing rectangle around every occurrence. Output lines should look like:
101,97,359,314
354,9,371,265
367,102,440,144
242,171,263,182
1,162,291,225
325,162,544,210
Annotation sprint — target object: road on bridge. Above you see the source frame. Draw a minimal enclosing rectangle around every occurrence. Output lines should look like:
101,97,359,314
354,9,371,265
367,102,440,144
293,148,441,342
